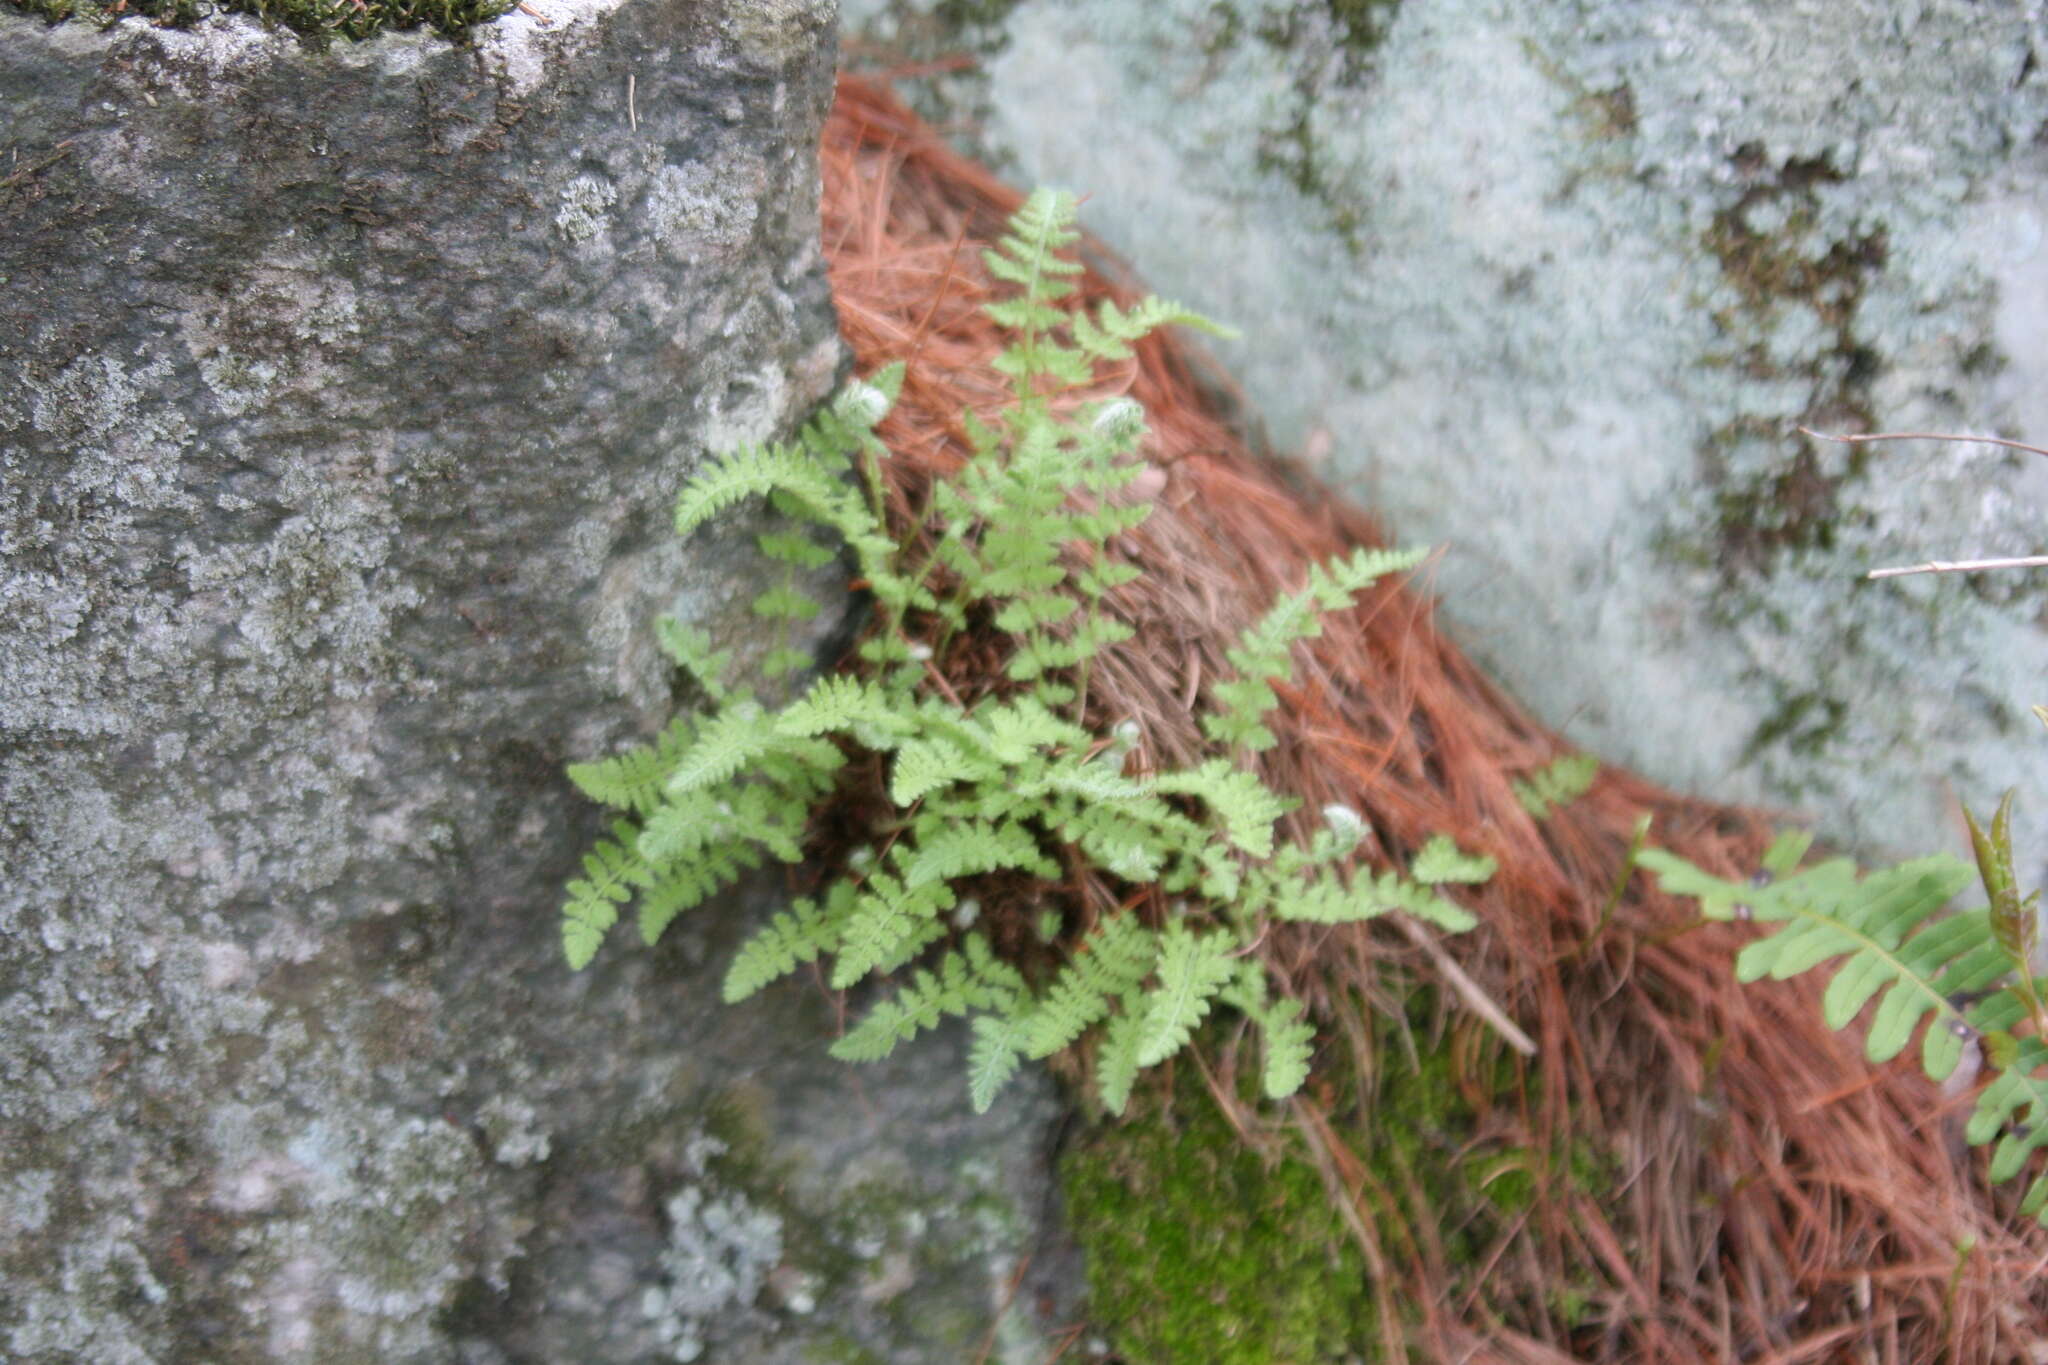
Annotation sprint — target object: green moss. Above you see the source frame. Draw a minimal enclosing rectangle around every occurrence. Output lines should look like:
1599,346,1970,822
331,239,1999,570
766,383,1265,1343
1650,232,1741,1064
4,0,512,44
1061,1081,1375,1364
1062,1000,1611,1361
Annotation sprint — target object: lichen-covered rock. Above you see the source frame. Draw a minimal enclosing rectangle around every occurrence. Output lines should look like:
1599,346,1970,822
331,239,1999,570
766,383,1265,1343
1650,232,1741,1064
848,0,2048,860
0,3,1075,1359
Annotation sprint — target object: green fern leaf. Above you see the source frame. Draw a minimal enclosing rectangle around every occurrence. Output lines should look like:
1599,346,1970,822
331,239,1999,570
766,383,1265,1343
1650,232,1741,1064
1967,1035,2048,1191
1024,913,1159,1058
756,529,837,571
1411,834,1497,886
665,700,774,796
829,962,967,1062
639,841,758,946
652,619,734,703
566,715,699,815
889,737,994,806
898,818,1058,889
1095,1004,1148,1117
1154,758,1295,858
1512,753,1599,819
561,822,648,968
831,875,954,990
1135,925,1238,1067
967,1013,1030,1114
750,583,822,622
723,887,851,1001
675,442,835,537
777,674,904,740
1260,999,1316,1100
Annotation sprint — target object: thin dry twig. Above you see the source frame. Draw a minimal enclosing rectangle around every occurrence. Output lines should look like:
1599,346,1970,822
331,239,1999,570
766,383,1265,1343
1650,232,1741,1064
1867,554,2048,580
1797,425,2048,461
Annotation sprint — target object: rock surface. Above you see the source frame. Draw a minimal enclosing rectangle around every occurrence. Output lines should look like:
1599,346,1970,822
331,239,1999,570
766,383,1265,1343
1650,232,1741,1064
847,0,2048,862
1,2,1076,1360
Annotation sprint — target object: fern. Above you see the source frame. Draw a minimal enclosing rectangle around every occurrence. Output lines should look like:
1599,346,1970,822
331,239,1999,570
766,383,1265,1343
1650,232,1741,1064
722,888,851,1002
1023,913,1160,1058
1153,759,1296,859
1204,546,1428,751
566,715,700,815
1411,833,1497,886
1135,925,1238,1067
561,822,649,968
560,187,1477,1119
1511,752,1598,819
1642,793,2048,1224
1259,998,1317,1100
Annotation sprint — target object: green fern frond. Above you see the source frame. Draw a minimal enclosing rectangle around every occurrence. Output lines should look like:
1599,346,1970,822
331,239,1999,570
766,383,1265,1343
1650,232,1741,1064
562,822,649,969
723,888,852,1002
653,619,734,704
1259,998,1316,1100
663,700,776,796
1511,753,1599,819
674,442,834,538
831,874,955,990
829,961,972,1062
1270,864,1478,932
1095,1003,1149,1116
897,818,1059,889
1205,546,1428,751
1135,924,1239,1067
967,1013,1030,1114
756,529,838,571
639,840,760,946
566,715,700,815
829,936,1024,1063
1967,1034,2048,1185
889,736,996,806
1153,758,1296,858
1411,833,1497,886
749,583,823,623
1024,913,1159,1058
1070,296,1235,363
1639,846,1978,1065
777,674,904,740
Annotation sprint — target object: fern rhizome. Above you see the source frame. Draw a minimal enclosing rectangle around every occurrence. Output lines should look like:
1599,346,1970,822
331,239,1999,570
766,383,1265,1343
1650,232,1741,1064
560,189,1491,1115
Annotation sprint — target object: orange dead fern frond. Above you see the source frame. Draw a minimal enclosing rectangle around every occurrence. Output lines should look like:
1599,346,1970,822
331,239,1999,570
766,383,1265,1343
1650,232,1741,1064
819,70,2048,1363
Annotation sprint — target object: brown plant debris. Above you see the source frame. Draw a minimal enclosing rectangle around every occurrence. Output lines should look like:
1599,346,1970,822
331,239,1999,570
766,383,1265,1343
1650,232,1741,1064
817,71,2048,1363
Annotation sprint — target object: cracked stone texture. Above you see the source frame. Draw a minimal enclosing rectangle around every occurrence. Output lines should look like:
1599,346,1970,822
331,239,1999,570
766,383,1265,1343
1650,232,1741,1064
848,0,2048,865
0,2,1077,1360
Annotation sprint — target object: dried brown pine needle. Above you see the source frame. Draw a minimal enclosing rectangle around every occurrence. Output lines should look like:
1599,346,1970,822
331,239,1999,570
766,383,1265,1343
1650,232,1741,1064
821,72,2048,1363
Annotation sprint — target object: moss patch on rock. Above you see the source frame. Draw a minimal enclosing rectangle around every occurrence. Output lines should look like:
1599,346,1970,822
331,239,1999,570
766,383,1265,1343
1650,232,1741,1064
1060,1000,1603,1361
1061,1078,1376,1363
4,0,511,43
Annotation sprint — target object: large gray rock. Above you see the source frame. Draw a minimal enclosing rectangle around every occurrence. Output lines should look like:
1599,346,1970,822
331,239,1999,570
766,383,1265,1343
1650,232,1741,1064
0,3,1075,1360
849,0,2048,862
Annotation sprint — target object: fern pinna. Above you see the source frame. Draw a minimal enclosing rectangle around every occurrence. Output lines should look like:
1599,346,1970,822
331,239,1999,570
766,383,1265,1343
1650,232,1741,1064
1639,792,2048,1222
560,188,1485,1115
